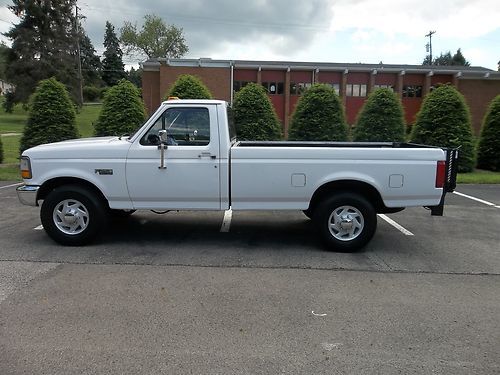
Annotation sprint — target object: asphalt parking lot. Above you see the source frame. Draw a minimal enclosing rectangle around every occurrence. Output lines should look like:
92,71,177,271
0,182,499,374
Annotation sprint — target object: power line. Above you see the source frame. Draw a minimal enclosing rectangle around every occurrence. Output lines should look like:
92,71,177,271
80,3,330,32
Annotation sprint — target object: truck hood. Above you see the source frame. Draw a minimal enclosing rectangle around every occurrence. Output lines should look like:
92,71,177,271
23,136,132,159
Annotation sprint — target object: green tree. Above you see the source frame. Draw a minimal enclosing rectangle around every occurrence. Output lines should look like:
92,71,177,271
79,31,102,86
353,88,405,142
94,79,145,136
451,48,470,66
4,0,79,104
20,78,78,153
167,74,212,99
477,95,500,171
102,21,126,87
289,84,348,141
2,91,15,113
232,83,282,141
422,49,470,66
120,14,188,60
127,67,142,89
0,42,9,80
410,85,475,172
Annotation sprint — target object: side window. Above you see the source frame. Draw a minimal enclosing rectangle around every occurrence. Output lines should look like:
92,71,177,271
141,107,210,146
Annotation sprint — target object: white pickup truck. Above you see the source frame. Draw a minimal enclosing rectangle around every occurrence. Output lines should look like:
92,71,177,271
17,99,458,252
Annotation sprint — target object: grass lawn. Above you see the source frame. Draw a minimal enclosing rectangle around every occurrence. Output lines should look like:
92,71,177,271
457,170,500,184
77,104,101,138
0,102,102,180
0,164,20,181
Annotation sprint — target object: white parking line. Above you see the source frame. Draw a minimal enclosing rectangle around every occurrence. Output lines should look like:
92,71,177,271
34,225,44,230
220,209,233,232
378,214,414,236
453,191,500,208
0,182,23,190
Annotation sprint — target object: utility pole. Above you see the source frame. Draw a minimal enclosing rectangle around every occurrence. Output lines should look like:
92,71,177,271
425,30,436,65
75,4,84,106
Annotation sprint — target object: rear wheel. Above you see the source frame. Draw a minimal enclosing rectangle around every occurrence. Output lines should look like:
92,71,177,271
314,193,377,252
40,185,106,246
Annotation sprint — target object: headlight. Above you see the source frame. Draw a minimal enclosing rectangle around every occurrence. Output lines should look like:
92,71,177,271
20,156,32,179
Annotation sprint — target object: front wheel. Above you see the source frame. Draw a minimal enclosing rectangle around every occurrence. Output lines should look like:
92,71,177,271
40,185,107,246
314,193,377,252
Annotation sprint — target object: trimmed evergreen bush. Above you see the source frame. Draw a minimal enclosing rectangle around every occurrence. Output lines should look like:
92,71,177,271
19,78,78,153
477,95,500,171
94,79,146,136
0,136,3,164
353,88,405,142
410,84,475,172
289,84,348,141
232,83,282,140
100,87,109,100
167,74,212,99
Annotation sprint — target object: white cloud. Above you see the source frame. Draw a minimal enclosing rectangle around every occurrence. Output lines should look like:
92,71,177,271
330,0,500,39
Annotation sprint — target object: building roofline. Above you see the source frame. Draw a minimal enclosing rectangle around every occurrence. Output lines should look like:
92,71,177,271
141,58,500,79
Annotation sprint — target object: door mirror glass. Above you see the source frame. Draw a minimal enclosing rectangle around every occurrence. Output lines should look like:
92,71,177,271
159,130,168,143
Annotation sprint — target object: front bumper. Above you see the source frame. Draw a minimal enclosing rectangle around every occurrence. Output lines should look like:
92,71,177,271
17,185,40,207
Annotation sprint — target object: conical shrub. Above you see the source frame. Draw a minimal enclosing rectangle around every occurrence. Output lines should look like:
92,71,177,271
20,78,78,153
94,79,146,136
232,83,282,140
477,95,500,171
410,85,475,172
289,84,348,141
353,88,405,142
167,74,212,99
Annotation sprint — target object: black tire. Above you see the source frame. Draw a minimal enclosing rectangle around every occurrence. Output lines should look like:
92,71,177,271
109,209,136,218
40,185,107,246
314,193,377,252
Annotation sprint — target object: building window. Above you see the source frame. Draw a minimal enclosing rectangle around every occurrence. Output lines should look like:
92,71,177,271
328,83,340,95
290,82,312,95
346,84,367,97
402,85,423,98
262,82,284,95
374,84,394,91
233,81,254,92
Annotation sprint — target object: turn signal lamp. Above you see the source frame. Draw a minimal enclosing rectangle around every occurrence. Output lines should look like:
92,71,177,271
20,156,32,179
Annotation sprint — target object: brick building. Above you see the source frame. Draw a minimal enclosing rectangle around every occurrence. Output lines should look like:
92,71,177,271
142,58,500,137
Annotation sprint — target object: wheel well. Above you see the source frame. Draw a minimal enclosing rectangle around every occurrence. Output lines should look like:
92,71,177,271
308,180,385,214
37,177,108,206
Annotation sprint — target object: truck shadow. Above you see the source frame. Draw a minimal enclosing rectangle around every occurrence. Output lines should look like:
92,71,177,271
102,210,323,253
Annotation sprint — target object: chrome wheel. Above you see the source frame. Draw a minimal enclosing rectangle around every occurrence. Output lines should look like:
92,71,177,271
328,205,364,241
53,199,90,235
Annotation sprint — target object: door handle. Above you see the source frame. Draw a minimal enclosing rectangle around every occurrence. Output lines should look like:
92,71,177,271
198,152,216,159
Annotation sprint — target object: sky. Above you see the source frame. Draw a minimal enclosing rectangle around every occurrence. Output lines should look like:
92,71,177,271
0,0,499,70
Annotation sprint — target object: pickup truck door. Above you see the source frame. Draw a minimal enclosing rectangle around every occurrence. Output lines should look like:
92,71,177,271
125,104,221,209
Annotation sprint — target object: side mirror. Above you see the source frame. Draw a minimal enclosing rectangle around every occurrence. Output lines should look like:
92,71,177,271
158,129,168,144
